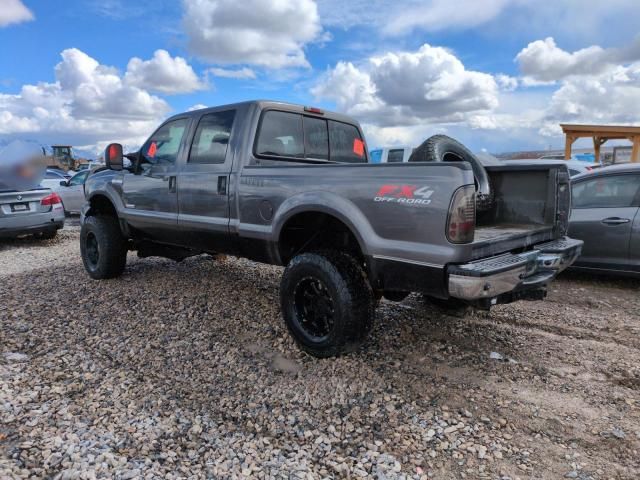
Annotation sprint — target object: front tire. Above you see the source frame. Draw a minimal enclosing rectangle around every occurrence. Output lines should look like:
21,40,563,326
280,251,374,358
80,215,127,279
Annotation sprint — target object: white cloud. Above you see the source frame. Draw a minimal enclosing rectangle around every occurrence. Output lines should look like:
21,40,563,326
385,0,513,36
312,44,498,127
0,0,34,27
0,48,170,146
188,103,208,111
545,63,640,127
516,37,640,82
495,74,518,91
208,67,256,79
125,49,206,94
316,0,640,45
182,0,323,68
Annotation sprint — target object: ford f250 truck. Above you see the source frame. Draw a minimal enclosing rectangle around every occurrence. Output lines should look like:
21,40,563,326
80,100,582,357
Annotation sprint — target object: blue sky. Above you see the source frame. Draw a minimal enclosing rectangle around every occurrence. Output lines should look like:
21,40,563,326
1,0,640,155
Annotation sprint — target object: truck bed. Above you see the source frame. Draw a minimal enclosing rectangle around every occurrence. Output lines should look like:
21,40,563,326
474,223,551,243
472,224,554,259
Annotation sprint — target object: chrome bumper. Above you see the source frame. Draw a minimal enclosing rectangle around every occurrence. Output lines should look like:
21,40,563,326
447,237,583,302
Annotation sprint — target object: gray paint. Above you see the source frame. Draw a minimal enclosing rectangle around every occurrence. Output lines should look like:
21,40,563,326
82,100,580,297
569,164,640,275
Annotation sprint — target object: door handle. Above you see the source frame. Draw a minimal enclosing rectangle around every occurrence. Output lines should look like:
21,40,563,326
217,176,227,195
601,217,630,225
167,176,176,193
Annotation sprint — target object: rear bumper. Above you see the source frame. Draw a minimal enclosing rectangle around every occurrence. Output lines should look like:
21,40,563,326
0,209,65,238
447,237,583,303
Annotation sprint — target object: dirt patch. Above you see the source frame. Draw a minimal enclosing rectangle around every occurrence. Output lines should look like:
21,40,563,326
0,228,638,479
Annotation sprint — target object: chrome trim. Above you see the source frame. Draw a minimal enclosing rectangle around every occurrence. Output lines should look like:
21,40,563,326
372,255,443,269
447,236,583,301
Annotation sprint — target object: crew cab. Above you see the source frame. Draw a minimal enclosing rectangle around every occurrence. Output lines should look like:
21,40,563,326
80,100,582,357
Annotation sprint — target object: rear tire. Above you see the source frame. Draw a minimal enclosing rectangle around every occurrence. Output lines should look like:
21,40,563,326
80,215,127,279
280,251,374,358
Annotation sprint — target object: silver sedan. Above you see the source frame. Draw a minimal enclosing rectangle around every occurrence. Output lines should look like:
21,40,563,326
53,170,89,214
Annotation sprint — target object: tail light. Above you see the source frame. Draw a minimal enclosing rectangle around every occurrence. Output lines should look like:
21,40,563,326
447,185,475,244
41,192,62,206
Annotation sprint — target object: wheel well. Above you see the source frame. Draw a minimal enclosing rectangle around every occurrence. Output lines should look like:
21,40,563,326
87,195,117,217
278,212,364,265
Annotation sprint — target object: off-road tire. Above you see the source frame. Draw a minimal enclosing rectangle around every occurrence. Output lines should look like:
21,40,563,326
280,251,375,358
409,134,493,211
80,215,127,279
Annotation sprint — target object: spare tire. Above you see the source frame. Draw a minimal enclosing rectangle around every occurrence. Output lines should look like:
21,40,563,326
408,135,493,211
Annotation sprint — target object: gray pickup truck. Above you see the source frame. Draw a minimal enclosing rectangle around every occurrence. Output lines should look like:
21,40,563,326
80,100,582,357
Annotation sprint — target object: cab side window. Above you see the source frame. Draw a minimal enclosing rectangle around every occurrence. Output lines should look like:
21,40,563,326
255,111,304,158
141,118,189,165
189,110,236,164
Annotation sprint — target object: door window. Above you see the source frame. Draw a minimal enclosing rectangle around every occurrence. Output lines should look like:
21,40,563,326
255,111,304,158
189,110,236,164
328,120,366,163
141,118,189,165
572,174,640,208
69,171,88,186
387,149,405,163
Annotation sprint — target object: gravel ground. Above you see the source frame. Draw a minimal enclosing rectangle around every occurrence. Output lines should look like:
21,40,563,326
1,225,639,479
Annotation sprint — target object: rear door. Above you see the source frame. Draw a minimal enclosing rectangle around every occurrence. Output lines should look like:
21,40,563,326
570,173,640,271
177,109,237,252
122,117,190,243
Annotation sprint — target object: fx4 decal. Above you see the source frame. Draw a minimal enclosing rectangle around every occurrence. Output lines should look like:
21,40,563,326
374,185,434,205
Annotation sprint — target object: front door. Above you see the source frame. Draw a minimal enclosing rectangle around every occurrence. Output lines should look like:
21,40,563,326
177,109,237,252
122,117,190,244
570,173,640,272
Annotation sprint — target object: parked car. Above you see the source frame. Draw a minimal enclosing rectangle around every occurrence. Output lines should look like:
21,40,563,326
54,170,89,214
507,158,597,177
40,168,71,189
0,187,65,239
569,164,640,277
369,146,414,163
80,100,582,357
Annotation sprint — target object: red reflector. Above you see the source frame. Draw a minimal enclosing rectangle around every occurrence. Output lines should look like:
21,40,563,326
41,193,62,206
353,138,365,156
147,141,157,158
109,144,118,159
304,106,324,115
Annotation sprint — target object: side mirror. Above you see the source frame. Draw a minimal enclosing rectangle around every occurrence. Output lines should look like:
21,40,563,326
105,143,123,171
59,180,68,186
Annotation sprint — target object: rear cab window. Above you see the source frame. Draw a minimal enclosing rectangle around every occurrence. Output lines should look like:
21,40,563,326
255,110,367,163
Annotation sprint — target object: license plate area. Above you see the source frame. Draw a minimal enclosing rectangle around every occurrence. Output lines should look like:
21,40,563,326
11,203,30,212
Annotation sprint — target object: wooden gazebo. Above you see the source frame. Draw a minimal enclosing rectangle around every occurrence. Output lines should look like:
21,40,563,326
561,124,640,163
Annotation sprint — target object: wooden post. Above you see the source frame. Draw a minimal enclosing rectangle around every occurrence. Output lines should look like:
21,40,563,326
593,137,600,164
564,134,575,160
632,136,640,163
593,136,606,164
